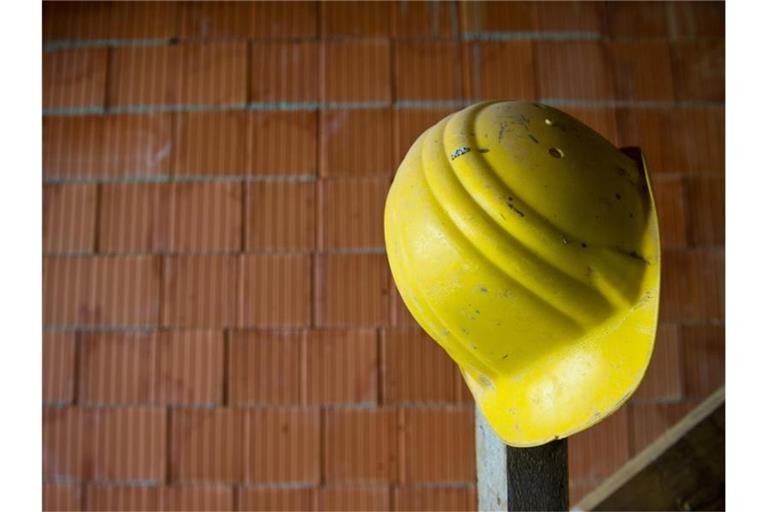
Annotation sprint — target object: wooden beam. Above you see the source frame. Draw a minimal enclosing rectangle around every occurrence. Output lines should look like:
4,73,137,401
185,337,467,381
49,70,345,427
575,387,725,511
476,406,569,511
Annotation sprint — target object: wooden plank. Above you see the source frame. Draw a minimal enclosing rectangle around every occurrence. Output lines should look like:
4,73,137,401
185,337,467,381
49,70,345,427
476,406,569,511
575,387,725,511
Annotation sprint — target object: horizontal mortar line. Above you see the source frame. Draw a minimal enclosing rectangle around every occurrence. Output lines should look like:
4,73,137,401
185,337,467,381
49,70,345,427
540,98,725,109
43,38,176,51
461,30,601,42
397,482,477,490
627,396,723,406
44,30,651,52
43,31,722,52
43,250,313,257
44,325,160,332
43,401,474,412
229,482,319,491
81,479,165,487
41,245,721,259
45,325,425,335
42,98,724,118
42,247,386,258
649,171,725,181
40,169,724,187
43,319,724,332
42,174,318,185
45,100,460,116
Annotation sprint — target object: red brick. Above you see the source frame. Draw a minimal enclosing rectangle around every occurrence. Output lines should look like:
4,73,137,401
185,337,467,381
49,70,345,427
315,487,391,512
170,181,242,252
323,41,392,103
394,41,462,101
44,2,176,43
109,42,243,108
93,407,167,481
609,41,675,101
248,111,318,176
86,485,233,512
325,408,398,483
229,330,303,405
685,175,725,247
159,330,225,405
43,1,112,41
651,176,688,249
244,408,321,484
43,114,172,180
463,41,535,101
108,2,178,40
239,254,312,327
177,43,247,105
79,330,224,406
162,255,238,327
107,46,177,107
43,184,97,253
536,41,615,100
44,407,88,480
160,485,234,511
179,1,253,39
250,42,320,103
78,331,156,405
319,177,388,249
668,1,724,39
395,109,453,163
660,249,724,322
402,407,475,483
606,1,668,39
315,254,390,327
616,107,724,174
44,48,107,110
394,486,477,511
238,488,313,512
391,1,457,37
556,107,618,144
43,483,81,512
85,485,157,511
320,1,391,37
44,406,166,481
671,40,725,102
568,406,629,485
170,408,243,482
569,479,596,507
43,332,76,404
633,324,684,402
321,109,394,178
179,1,317,39
630,401,697,453
681,324,725,397
43,255,161,326
460,1,536,33
252,2,318,38
382,327,468,404
305,329,379,405
98,183,171,253
174,111,247,177
534,1,605,33
390,287,421,328
245,181,316,251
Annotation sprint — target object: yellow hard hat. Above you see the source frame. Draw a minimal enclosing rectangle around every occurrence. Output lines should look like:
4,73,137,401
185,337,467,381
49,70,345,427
384,101,660,447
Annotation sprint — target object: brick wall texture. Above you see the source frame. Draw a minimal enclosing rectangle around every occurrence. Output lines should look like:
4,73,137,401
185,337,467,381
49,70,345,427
42,2,724,510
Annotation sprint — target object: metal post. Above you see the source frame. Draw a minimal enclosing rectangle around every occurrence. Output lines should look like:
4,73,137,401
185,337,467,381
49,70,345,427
476,406,569,511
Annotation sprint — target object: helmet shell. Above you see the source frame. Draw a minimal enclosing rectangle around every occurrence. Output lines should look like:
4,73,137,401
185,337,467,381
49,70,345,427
384,101,661,447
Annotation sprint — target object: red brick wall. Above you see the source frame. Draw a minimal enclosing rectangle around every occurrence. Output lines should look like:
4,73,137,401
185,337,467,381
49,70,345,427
42,2,724,510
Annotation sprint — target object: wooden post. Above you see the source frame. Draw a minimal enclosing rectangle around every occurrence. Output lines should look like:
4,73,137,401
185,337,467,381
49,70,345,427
476,406,569,511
